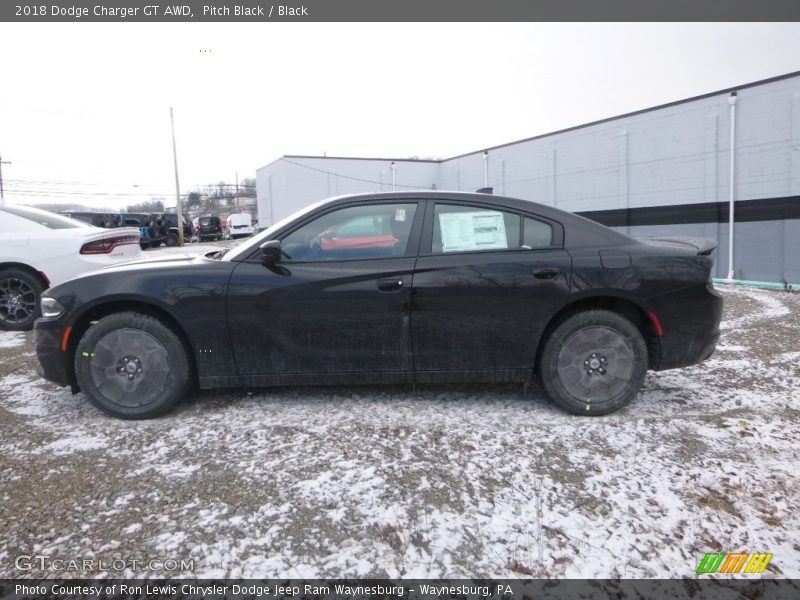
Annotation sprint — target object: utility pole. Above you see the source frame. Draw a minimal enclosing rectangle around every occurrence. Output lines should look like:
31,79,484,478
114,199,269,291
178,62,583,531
169,107,184,246
235,171,239,211
0,154,10,205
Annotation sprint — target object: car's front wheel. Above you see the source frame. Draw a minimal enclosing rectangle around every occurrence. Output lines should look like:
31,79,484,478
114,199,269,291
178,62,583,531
538,309,647,415
0,268,43,331
165,233,178,246
74,312,191,419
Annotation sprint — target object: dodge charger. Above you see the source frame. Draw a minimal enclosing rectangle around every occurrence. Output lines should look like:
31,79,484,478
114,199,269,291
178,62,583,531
34,191,723,418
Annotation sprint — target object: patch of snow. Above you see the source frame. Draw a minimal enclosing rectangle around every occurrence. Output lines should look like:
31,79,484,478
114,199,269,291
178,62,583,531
715,344,748,353
718,285,791,330
0,331,26,349
44,435,109,455
1,283,798,578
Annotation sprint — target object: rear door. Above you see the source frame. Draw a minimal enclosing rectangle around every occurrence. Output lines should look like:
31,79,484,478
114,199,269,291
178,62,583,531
411,201,572,376
226,200,423,376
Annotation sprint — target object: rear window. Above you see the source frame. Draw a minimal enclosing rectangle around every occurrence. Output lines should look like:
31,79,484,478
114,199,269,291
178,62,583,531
199,217,220,226
163,214,190,225
523,217,553,248
0,205,88,229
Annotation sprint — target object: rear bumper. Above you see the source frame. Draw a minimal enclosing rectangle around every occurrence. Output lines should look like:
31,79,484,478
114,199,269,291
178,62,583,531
33,319,71,387
650,282,723,371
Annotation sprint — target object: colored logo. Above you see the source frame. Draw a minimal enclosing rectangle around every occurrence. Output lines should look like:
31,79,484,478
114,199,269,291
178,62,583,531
697,552,773,574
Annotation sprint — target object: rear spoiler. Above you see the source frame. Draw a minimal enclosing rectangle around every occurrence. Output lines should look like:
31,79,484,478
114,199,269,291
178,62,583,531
637,236,718,256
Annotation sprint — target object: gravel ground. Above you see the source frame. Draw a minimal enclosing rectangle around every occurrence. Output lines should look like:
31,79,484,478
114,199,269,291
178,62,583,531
0,269,798,579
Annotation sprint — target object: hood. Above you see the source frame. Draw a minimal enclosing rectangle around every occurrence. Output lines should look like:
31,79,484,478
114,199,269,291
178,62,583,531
69,250,213,281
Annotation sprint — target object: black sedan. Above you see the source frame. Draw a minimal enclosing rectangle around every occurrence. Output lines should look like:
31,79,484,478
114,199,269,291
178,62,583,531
34,191,723,419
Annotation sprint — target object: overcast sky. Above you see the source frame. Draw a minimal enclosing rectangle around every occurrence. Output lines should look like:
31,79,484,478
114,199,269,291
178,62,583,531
1,22,800,210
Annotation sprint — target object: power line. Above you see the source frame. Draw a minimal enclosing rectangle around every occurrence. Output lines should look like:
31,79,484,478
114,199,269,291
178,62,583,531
4,181,255,200
281,158,432,190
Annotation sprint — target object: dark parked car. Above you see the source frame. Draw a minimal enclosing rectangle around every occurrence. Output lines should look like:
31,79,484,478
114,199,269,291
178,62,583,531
157,212,193,246
61,212,119,228
34,192,722,419
118,213,163,249
195,216,223,241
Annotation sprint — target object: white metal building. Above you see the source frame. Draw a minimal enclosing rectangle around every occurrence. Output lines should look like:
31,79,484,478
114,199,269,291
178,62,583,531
257,71,800,283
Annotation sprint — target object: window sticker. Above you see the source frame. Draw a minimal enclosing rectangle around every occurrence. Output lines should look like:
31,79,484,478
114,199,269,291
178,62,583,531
394,208,407,222
439,210,508,252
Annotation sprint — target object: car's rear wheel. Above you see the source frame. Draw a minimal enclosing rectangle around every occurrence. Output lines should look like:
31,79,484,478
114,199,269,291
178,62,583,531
538,309,647,415
165,233,178,246
74,312,190,419
0,269,43,331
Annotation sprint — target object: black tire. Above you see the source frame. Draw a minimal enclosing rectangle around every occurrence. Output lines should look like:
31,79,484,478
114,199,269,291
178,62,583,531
538,309,647,416
165,233,178,247
0,268,43,331
150,240,162,248
74,312,191,419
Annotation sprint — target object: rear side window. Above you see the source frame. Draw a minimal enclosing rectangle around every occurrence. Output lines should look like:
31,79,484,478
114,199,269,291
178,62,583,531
432,204,520,253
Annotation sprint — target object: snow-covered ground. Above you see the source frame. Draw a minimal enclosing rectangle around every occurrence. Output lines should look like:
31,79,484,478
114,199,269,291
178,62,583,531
0,283,798,579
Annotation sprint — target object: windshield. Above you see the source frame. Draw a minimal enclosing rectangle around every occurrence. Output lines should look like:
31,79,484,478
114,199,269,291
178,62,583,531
0,205,91,229
222,197,336,261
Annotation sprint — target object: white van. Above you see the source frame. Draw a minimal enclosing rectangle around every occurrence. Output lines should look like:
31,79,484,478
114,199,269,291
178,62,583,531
224,213,255,239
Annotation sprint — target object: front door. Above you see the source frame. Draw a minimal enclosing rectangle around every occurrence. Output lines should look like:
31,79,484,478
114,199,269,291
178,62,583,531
226,201,422,377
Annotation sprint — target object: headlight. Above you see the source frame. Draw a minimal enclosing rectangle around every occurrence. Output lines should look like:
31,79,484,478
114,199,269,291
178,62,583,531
41,297,65,318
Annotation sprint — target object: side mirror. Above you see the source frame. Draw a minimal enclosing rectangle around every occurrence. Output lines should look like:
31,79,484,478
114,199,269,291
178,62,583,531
260,239,282,266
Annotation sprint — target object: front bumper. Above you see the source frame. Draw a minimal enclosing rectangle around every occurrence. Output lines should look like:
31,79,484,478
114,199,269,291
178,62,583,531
34,318,71,387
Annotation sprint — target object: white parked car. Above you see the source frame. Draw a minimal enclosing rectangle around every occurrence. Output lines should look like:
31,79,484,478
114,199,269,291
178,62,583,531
0,204,142,330
224,212,255,239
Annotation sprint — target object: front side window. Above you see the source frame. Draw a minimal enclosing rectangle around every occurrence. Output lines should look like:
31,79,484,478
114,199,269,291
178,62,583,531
281,203,418,261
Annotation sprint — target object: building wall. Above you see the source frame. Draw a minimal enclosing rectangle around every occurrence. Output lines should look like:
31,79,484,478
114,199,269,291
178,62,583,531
257,72,800,283
257,157,439,225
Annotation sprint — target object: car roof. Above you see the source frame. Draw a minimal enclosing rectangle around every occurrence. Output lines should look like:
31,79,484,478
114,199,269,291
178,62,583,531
322,190,566,218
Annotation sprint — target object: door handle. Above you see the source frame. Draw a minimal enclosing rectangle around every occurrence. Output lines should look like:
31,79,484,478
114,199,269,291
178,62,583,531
532,267,560,280
376,278,404,292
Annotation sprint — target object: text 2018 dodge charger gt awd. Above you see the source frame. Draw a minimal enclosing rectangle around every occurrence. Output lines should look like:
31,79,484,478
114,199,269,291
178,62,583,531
34,192,723,419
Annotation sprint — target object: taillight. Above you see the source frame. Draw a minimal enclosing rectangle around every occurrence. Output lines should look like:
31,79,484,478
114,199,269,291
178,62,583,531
80,235,140,255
